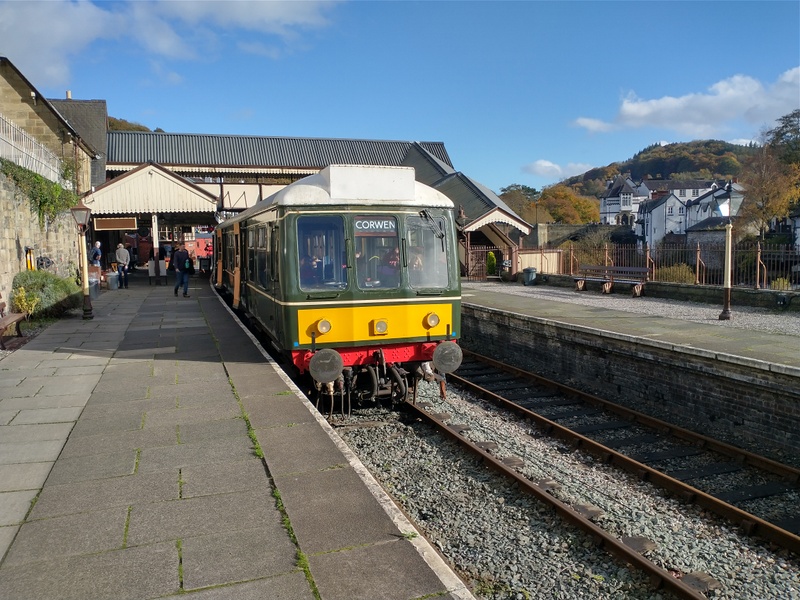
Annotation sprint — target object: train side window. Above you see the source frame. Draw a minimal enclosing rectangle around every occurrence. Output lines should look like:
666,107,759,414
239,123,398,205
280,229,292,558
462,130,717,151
407,214,449,288
297,216,345,291
256,226,267,288
247,228,255,284
354,215,399,289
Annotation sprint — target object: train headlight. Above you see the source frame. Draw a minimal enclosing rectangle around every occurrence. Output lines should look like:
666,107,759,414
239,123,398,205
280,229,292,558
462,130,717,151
423,312,440,328
316,319,332,335
371,319,389,336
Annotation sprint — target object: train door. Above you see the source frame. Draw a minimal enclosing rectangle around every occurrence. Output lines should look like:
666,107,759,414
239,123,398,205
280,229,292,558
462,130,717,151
232,222,242,308
214,228,223,287
269,223,283,343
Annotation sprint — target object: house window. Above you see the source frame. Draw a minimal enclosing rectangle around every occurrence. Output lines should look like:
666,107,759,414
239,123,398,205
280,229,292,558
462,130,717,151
668,206,673,215
679,189,686,196
692,189,699,196
679,206,685,215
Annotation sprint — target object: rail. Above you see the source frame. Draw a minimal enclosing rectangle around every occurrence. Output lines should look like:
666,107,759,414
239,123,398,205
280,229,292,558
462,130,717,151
0,113,62,183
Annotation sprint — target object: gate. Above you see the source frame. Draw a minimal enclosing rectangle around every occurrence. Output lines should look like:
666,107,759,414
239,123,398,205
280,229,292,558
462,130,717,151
467,245,499,281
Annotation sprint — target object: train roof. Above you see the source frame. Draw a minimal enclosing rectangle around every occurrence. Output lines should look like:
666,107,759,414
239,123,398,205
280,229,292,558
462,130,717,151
224,165,454,225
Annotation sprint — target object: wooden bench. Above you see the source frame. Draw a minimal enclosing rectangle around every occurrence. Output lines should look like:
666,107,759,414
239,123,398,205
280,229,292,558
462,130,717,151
0,293,26,350
574,265,649,297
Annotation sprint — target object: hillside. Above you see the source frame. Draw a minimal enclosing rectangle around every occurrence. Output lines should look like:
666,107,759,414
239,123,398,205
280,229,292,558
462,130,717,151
565,140,756,192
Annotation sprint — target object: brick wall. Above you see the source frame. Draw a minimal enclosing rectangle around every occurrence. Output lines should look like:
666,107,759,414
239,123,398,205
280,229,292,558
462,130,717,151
0,173,79,302
461,304,799,463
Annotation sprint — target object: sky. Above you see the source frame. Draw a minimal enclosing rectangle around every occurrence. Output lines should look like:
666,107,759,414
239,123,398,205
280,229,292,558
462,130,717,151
1,0,798,194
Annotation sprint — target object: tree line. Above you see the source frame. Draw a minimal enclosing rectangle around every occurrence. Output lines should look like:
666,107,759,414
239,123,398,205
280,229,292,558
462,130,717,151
499,110,800,235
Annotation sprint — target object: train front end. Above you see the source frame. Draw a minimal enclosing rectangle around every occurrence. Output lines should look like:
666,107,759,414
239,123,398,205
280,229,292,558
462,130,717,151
281,165,462,404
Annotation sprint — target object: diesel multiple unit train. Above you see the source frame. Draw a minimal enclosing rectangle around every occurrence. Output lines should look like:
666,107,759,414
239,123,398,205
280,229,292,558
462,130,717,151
214,164,462,406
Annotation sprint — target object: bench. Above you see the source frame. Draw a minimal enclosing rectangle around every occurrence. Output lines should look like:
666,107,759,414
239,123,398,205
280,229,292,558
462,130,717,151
0,293,26,350
574,265,649,297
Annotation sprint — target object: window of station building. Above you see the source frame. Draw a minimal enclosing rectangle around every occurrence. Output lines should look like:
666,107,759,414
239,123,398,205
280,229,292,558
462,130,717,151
406,213,449,289
353,215,399,289
256,226,268,288
297,216,346,291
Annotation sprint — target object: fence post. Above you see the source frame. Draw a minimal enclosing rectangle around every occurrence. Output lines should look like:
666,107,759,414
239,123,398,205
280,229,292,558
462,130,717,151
695,243,701,285
604,244,610,266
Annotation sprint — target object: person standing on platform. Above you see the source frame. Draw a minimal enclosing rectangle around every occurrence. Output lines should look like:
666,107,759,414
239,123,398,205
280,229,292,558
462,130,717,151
115,243,130,289
172,243,191,298
89,241,102,267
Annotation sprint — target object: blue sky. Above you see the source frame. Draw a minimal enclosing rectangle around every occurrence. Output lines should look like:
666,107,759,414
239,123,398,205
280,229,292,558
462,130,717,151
1,0,798,193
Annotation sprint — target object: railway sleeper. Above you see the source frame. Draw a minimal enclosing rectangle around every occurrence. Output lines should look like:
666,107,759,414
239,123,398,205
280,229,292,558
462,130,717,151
716,481,795,504
666,462,744,482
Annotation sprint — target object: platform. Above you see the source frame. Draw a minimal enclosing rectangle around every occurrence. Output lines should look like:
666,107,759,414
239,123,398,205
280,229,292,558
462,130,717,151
0,271,473,600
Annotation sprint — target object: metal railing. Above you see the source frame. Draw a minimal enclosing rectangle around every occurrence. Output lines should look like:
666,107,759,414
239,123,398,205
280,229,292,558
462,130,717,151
535,242,799,290
0,112,61,183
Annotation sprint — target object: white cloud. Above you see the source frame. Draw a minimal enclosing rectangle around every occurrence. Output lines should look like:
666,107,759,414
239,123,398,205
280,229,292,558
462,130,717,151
575,67,800,138
0,0,340,87
523,160,594,180
572,117,614,133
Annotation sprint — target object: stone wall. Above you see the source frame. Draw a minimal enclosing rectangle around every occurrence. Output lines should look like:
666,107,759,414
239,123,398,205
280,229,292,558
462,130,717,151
0,173,79,302
460,304,799,463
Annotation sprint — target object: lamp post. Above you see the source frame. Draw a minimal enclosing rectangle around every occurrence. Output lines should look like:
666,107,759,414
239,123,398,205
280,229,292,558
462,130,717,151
70,200,93,320
719,219,732,320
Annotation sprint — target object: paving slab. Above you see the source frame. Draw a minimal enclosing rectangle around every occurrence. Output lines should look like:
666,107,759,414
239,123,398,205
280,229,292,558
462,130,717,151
0,278,474,600
3,506,127,566
0,489,37,526
181,524,298,590
30,471,179,519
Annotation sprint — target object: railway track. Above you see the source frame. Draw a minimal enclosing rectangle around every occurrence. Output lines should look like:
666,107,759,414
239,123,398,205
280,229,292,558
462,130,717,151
445,350,800,555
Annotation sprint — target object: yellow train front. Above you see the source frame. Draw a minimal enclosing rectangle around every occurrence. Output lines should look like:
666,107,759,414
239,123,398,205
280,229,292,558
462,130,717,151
215,164,462,405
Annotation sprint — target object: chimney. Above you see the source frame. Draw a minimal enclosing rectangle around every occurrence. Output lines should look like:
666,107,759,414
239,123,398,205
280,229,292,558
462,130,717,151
66,90,72,99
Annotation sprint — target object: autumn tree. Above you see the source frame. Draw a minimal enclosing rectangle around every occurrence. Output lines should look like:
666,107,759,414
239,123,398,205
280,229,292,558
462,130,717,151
499,184,542,223
737,144,797,239
538,185,599,224
765,109,800,166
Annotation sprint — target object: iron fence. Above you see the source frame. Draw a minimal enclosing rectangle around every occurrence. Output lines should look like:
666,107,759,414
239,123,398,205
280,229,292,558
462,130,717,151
552,242,799,290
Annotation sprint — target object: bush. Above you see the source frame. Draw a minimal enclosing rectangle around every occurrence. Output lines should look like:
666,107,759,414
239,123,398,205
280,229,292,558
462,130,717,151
11,270,81,318
656,263,695,284
770,277,791,291
487,252,497,275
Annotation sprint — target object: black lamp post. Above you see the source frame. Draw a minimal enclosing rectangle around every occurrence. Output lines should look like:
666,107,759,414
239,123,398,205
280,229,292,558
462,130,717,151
70,200,93,320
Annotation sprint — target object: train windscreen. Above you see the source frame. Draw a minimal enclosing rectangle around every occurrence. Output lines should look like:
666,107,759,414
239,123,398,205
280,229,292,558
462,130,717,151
406,214,449,289
297,216,346,291
353,216,399,289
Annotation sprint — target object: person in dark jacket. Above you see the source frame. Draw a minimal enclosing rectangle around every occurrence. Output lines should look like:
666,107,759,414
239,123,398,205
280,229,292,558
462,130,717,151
172,243,191,297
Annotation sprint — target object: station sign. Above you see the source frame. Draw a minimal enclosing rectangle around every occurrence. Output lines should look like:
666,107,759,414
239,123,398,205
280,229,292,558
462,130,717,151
354,216,397,236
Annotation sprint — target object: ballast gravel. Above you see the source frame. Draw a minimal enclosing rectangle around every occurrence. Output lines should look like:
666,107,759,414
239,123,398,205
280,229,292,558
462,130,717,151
337,382,800,599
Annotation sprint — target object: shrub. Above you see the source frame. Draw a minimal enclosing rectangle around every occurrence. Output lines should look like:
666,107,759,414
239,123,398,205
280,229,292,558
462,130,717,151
11,270,81,318
770,277,791,291
10,287,39,318
656,263,695,284
487,252,497,275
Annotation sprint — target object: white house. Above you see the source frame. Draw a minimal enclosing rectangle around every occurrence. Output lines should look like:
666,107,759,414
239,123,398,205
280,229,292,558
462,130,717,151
599,176,649,226
685,182,745,229
636,193,687,247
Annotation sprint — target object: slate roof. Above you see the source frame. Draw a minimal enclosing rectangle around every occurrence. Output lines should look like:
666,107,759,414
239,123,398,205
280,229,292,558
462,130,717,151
106,131,453,170
686,216,730,232
49,99,108,186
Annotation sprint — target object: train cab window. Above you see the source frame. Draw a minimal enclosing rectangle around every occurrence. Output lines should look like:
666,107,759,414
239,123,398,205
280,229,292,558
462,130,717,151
297,216,346,291
354,216,399,289
407,213,449,288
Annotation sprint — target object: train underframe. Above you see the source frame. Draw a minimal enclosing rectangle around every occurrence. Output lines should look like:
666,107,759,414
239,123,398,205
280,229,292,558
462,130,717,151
292,340,462,414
